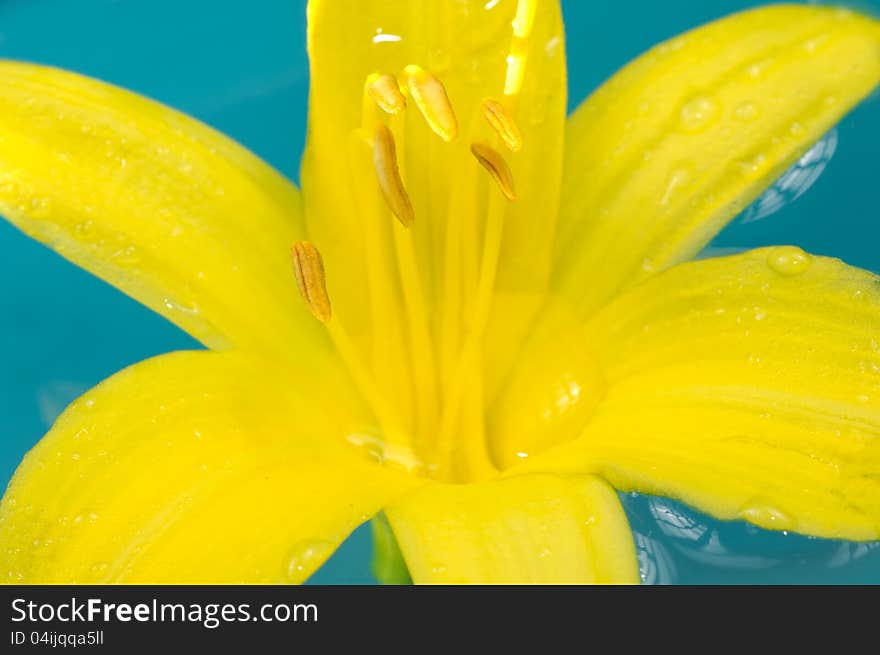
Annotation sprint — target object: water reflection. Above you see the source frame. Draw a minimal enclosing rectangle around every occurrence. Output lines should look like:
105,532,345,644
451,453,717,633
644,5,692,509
632,531,679,584
621,493,880,583
736,128,838,225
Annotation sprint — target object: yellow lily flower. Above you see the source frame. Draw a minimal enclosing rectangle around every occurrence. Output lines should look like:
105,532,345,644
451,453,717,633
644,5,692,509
1,0,880,584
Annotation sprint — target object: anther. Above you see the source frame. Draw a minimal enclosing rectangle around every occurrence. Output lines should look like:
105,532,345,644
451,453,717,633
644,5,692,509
291,241,332,323
481,99,523,152
471,143,516,201
366,73,406,115
403,64,458,142
374,124,415,226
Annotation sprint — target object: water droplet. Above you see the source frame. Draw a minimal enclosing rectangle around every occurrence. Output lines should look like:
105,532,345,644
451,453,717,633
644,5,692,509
346,433,424,475
544,36,562,59
803,33,830,53
287,540,333,580
372,28,402,44
746,59,771,79
162,298,199,315
657,36,686,54
734,102,759,121
28,196,52,218
679,96,720,133
738,503,795,531
737,152,768,175
74,220,94,238
660,166,693,206
766,246,813,276
110,244,139,265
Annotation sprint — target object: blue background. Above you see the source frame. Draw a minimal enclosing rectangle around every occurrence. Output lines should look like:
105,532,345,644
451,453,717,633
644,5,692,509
1,0,878,583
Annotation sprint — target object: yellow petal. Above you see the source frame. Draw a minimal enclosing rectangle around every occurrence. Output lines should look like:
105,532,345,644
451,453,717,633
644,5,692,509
0,349,417,582
302,0,566,405
0,61,323,357
386,474,638,583
555,5,880,319
523,248,880,541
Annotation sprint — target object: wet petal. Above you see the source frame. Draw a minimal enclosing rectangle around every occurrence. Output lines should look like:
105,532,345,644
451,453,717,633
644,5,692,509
387,473,638,583
523,249,880,541
0,62,323,357
0,350,417,582
555,6,880,319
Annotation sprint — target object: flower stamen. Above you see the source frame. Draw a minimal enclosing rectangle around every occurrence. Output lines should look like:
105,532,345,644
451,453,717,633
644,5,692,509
374,124,414,227
291,240,331,323
366,73,406,115
481,99,523,152
470,142,517,200
403,64,458,143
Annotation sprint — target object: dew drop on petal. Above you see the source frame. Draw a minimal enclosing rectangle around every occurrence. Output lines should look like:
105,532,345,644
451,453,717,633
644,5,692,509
659,166,694,206
738,503,795,532
766,246,813,276
734,101,760,121
287,540,334,581
679,96,720,133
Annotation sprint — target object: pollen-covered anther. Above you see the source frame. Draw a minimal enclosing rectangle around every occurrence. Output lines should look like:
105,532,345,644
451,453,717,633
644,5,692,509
291,240,332,323
470,142,517,201
403,64,458,142
481,99,523,152
374,124,414,227
366,73,406,115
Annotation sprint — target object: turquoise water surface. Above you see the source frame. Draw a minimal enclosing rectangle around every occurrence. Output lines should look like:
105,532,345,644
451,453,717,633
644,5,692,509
1,0,879,583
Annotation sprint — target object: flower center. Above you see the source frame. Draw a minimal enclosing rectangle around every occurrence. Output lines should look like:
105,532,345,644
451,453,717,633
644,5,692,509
293,1,574,484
